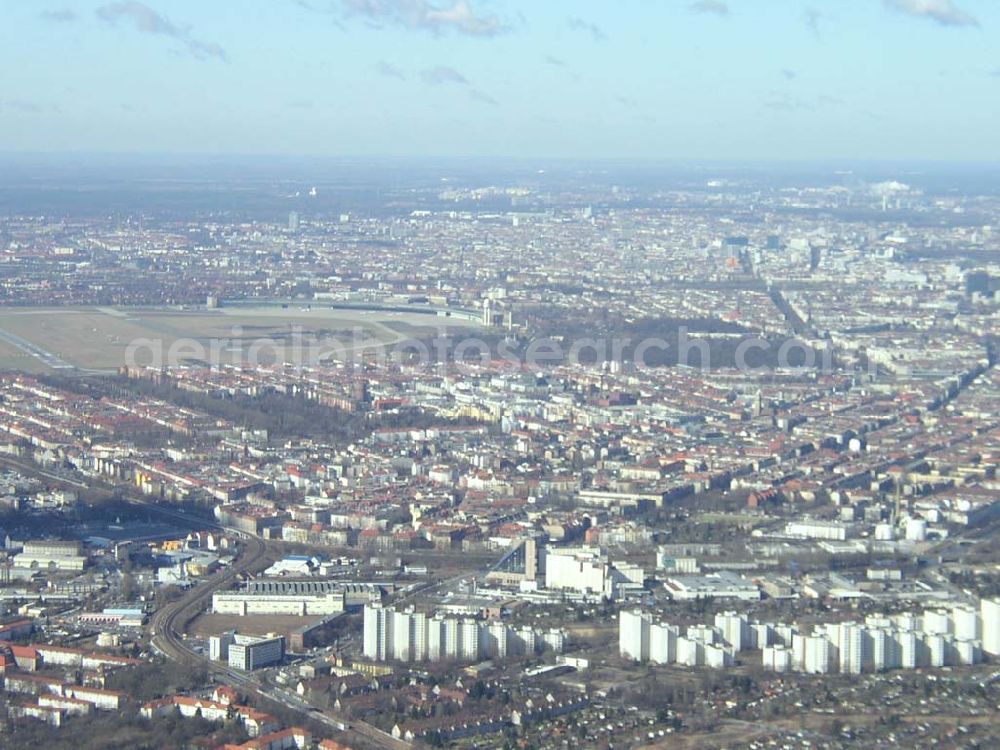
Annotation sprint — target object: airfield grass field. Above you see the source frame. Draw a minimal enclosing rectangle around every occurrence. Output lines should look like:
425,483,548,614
0,337,53,372
0,305,476,372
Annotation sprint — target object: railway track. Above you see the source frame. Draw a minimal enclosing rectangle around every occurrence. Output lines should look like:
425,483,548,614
149,532,406,749
0,454,404,748
150,531,267,667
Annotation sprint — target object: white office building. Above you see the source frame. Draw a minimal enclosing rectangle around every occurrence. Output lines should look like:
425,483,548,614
228,634,284,671
209,631,236,661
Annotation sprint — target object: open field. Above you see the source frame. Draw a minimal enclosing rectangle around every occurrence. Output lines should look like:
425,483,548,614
0,305,477,372
187,612,325,640
0,336,54,372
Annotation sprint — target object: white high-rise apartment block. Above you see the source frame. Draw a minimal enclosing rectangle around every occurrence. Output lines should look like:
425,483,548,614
428,615,444,661
893,613,919,632
864,628,890,671
514,625,538,656
676,637,702,667
542,628,565,653
459,618,480,661
363,604,563,663
893,630,917,669
750,622,774,650
649,622,678,665
393,609,414,661
364,604,392,661
791,634,806,670
443,617,460,659
921,609,950,636
714,611,748,653
803,636,830,674
686,624,716,644
921,634,945,668
763,645,791,672
484,621,508,659
775,624,797,647
838,623,863,674
703,643,732,669
981,598,1000,656
619,610,650,661
951,605,979,642
954,639,979,665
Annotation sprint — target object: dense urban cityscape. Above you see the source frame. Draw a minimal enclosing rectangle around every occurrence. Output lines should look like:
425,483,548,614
4,0,1000,749
0,158,997,750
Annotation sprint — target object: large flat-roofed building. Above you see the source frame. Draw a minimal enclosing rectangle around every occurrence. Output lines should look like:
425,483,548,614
664,572,761,601
13,540,86,571
244,579,385,609
785,520,852,541
544,546,612,598
228,634,284,671
212,591,344,616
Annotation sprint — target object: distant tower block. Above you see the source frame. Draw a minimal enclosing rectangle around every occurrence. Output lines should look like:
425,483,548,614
486,537,539,586
481,298,509,328
288,211,300,232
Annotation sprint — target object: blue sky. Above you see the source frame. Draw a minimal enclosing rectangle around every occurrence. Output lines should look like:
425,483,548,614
1,0,998,159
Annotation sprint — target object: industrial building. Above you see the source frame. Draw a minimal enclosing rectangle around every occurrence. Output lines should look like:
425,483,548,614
211,591,345,616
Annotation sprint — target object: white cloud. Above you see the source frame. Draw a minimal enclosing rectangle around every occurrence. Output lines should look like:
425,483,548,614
420,65,469,85
341,0,505,37
884,0,978,27
96,2,228,61
689,1,729,16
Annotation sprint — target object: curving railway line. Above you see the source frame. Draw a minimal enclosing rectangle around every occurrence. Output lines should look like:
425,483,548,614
149,531,407,749
0,453,405,748
149,530,267,671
